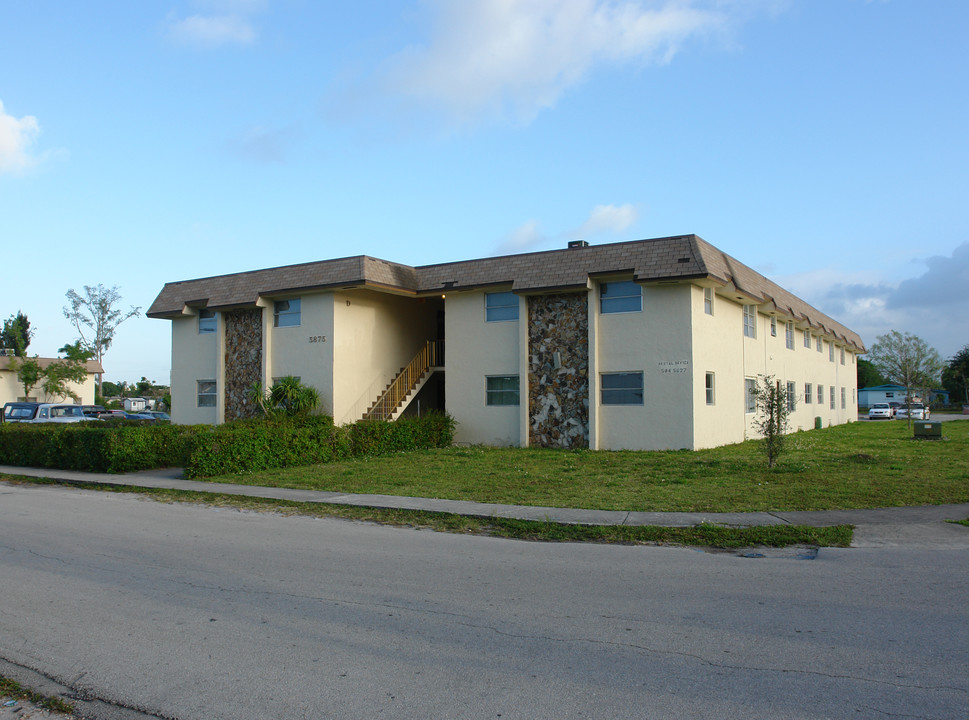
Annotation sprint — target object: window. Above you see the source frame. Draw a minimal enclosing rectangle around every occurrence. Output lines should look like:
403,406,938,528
485,292,518,322
830,386,835,410
885,392,894,398
601,372,644,405
198,309,216,334
828,342,834,362
743,305,756,338
817,384,823,405
274,298,301,328
770,316,777,337
703,287,714,315
840,347,846,365
705,372,715,405
197,380,217,407
745,378,757,413
816,336,822,352
600,281,642,314
805,383,813,404
840,387,846,409
785,322,794,350
803,330,811,348
486,375,520,406
786,381,796,412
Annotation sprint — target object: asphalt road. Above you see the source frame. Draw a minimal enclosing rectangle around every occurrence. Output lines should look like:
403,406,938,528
1,482,966,720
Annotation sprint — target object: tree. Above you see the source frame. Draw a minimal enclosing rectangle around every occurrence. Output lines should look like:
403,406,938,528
1,311,32,356
8,355,42,401
63,284,141,397
247,376,320,418
941,344,969,405
752,375,793,469
867,331,944,425
856,358,887,390
41,357,89,402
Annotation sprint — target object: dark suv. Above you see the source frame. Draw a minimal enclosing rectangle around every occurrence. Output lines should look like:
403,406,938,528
2,401,40,423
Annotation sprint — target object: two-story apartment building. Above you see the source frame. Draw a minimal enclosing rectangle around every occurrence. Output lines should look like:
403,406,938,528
148,235,865,451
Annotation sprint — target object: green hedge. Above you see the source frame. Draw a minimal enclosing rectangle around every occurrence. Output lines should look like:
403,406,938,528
0,412,456,478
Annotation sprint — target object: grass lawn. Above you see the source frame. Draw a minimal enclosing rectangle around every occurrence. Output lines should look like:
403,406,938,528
194,418,969,513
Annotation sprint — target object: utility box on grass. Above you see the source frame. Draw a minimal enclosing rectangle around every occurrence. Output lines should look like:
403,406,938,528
914,421,942,439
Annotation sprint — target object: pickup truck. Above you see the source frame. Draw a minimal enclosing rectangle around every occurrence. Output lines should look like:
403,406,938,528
2,401,40,423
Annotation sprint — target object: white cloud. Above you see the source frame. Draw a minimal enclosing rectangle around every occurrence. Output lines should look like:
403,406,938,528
0,100,41,175
572,203,638,237
382,0,729,125
494,203,639,254
166,13,257,47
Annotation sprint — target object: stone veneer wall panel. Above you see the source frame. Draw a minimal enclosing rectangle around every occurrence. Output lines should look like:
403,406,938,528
224,308,263,421
527,293,589,448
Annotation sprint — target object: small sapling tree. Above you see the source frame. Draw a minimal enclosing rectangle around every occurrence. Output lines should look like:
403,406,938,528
753,374,792,469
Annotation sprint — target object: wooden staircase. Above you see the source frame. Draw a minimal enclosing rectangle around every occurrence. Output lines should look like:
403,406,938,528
364,340,444,421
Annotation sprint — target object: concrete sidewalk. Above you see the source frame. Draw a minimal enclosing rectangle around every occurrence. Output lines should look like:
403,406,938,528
3,464,969,547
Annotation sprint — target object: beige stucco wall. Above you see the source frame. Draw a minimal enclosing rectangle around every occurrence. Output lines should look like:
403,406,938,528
594,283,694,451
691,286,859,449
268,293,335,417
331,289,438,425
445,290,521,446
170,313,219,425
0,364,97,405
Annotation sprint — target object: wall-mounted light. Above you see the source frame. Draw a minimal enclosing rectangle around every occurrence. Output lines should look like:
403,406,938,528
553,351,561,369
346,300,351,306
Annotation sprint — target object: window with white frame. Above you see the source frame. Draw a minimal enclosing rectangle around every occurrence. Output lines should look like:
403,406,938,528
743,305,757,338
786,322,794,350
485,292,518,322
486,375,520,405
198,309,216,334
840,347,846,365
197,380,217,407
840,387,846,409
745,378,757,413
804,330,811,348
770,316,777,337
816,336,822,352
601,372,644,405
805,383,813,404
703,287,714,315
829,386,835,409
817,384,823,404
274,298,301,328
828,342,834,362
705,372,715,405
786,381,796,412
600,281,642,314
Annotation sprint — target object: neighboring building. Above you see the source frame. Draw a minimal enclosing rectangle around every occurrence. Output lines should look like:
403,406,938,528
0,357,103,406
858,384,950,407
148,235,865,451
123,397,148,412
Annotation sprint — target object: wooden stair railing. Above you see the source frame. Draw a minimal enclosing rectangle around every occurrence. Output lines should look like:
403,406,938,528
364,340,443,421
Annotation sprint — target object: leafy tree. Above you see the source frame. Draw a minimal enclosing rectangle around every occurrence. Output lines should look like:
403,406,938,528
8,355,43,401
1,311,32,355
58,340,94,362
867,331,944,425
41,357,89,402
752,375,792,469
63,284,141,397
135,376,155,397
856,357,887,389
247,376,320,418
101,380,121,397
941,344,969,405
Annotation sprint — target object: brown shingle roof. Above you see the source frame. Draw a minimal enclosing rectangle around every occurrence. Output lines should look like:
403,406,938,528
0,357,104,374
147,235,865,350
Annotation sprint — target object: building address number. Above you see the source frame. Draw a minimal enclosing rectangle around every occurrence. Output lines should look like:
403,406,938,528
309,335,327,343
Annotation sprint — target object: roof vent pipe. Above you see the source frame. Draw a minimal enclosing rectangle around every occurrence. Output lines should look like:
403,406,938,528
568,240,589,249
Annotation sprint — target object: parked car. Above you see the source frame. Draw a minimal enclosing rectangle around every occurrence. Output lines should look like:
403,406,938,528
2,401,40,423
868,403,893,420
896,403,929,420
24,404,88,423
82,404,106,418
97,410,128,420
144,411,171,421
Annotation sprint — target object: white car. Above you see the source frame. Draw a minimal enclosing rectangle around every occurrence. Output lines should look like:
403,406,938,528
868,403,893,420
25,404,89,423
896,403,929,420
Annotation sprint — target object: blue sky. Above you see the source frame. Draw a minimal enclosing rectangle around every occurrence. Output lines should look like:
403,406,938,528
2,0,967,386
